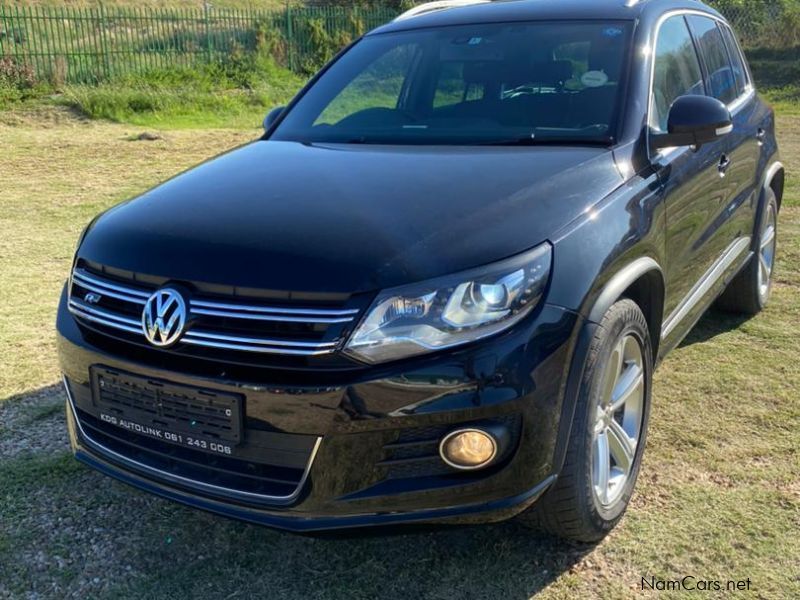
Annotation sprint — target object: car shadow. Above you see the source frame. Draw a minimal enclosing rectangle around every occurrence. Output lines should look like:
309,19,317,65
677,306,753,348
0,384,596,599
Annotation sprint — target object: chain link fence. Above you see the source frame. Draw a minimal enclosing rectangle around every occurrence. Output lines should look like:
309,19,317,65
0,1,798,86
708,0,800,52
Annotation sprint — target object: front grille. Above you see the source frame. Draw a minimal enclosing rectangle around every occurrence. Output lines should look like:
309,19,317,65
68,262,362,360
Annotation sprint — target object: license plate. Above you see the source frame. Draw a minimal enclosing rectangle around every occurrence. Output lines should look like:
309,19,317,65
90,366,243,456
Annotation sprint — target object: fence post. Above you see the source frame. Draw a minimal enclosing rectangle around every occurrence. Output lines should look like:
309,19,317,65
286,2,294,72
0,6,5,58
203,2,212,63
98,5,112,79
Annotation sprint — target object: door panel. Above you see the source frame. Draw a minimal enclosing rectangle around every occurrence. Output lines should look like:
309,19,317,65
648,15,735,318
717,98,760,245
658,15,761,321
657,142,733,317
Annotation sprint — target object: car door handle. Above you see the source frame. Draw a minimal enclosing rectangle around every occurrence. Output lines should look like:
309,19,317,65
756,128,766,145
717,154,731,177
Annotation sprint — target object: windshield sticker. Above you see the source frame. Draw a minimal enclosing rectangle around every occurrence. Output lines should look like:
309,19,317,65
581,70,609,88
603,27,623,38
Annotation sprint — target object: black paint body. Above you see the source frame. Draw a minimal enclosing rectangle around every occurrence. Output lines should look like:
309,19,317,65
57,0,782,531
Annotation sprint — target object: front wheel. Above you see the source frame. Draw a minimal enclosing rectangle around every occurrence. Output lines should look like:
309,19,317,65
518,299,652,542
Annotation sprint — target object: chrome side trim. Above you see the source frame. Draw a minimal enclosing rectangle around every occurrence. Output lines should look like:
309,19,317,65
63,376,323,504
662,236,751,339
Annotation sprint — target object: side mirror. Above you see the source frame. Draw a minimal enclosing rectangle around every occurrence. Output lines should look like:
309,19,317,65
263,106,286,132
651,95,732,150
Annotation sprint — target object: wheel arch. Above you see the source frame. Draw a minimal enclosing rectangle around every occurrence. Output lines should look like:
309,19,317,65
586,257,665,361
552,257,664,476
766,162,785,212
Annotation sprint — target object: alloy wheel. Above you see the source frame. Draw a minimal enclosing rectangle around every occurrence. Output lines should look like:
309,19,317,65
591,333,645,508
758,202,777,299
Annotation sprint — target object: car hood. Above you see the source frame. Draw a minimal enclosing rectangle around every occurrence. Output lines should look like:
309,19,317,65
79,140,623,294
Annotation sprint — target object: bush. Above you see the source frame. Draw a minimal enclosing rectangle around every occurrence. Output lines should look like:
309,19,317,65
0,57,53,108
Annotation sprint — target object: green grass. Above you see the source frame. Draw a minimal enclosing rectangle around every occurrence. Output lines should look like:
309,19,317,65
54,57,304,129
0,103,798,597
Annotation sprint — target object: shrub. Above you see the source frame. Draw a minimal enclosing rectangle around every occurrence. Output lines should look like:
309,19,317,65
0,56,49,107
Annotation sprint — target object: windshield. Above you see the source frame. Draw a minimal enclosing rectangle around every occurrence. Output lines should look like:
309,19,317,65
272,21,632,146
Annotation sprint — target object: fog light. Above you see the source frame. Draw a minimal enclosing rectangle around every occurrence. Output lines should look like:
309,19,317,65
439,428,498,470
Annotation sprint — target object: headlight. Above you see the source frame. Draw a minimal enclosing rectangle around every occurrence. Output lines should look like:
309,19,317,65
344,243,552,363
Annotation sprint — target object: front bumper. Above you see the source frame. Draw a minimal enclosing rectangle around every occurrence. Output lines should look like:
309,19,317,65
57,286,580,530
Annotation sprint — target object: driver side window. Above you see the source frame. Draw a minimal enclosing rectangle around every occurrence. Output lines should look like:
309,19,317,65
650,16,705,133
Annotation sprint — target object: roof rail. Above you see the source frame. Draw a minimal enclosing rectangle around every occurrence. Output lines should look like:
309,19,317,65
393,0,491,22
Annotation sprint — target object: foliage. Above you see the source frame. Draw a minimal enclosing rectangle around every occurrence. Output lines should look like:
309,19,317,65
58,54,302,127
0,57,40,106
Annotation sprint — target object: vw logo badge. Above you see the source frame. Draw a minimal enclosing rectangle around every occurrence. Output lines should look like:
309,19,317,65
141,288,187,347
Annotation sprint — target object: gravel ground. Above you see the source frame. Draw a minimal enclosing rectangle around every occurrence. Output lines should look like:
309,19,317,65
0,386,151,599
0,385,67,460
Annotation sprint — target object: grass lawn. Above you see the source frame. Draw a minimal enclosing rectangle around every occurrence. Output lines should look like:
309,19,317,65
0,104,798,598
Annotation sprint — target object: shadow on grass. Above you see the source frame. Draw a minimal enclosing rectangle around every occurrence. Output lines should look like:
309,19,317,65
0,384,594,599
678,307,753,348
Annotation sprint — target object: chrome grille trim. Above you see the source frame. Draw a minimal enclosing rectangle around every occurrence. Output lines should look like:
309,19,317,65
182,337,336,356
68,266,355,356
73,269,149,303
190,299,359,317
183,330,338,348
68,301,143,335
190,306,354,324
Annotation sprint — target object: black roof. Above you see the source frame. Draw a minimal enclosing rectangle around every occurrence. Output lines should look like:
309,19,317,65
372,0,722,34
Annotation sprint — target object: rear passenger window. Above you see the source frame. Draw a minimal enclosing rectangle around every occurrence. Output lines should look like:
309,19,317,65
720,24,749,96
650,16,705,133
687,16,737,105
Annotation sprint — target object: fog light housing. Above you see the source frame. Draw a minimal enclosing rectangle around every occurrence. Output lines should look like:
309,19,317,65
439,428,498,470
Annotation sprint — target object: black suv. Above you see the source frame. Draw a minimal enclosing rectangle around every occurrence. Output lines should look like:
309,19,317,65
58,0,783,541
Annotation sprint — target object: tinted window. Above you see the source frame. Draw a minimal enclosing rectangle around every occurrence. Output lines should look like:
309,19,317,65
433,61,486,108
273,21,633,146
315,44,417,126
720,24,748,96
688,16,737,104
650,16,705,132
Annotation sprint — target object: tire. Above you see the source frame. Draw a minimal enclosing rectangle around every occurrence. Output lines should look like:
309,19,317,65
517,298,652,542
716,187,778,315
